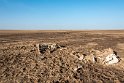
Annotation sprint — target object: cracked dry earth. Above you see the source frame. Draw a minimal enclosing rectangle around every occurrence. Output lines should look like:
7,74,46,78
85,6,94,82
0,30,124,83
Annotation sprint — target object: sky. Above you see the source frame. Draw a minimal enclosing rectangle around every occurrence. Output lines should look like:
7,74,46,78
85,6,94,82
0,0,124,30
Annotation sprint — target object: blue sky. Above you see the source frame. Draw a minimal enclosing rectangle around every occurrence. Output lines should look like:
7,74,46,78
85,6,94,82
0,0,124,30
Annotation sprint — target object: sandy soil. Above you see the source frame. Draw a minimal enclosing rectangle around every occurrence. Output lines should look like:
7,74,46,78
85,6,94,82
0,30,124,83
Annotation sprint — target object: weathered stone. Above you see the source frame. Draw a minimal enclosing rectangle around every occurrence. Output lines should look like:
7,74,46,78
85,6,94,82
36,43,62,54
71,48,120,65
91,48,120,65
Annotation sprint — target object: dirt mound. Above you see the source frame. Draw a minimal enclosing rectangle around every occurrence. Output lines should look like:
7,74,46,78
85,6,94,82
0,42,124,83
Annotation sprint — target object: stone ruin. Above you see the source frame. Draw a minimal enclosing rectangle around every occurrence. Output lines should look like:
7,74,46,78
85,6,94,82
93,48,120,65
36,43,120,65
36,43,65,54
71,48,120,65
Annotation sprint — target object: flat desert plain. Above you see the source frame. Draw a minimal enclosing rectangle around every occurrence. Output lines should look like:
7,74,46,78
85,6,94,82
0,30,124,83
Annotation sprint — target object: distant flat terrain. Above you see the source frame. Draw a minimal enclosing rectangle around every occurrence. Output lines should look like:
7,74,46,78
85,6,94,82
0,30,124,33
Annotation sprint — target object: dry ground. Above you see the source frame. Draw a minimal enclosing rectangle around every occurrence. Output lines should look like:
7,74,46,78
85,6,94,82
0,30,124,83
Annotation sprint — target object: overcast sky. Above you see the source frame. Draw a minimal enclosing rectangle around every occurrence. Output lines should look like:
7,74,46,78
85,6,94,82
0,0,124,30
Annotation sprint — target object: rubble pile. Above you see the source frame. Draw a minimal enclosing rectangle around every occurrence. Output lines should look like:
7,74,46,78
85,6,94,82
71,48,120,65
92,48,120,65
36,43,120,65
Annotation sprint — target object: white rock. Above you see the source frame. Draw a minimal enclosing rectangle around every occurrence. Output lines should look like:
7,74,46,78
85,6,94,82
105,54,119,65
